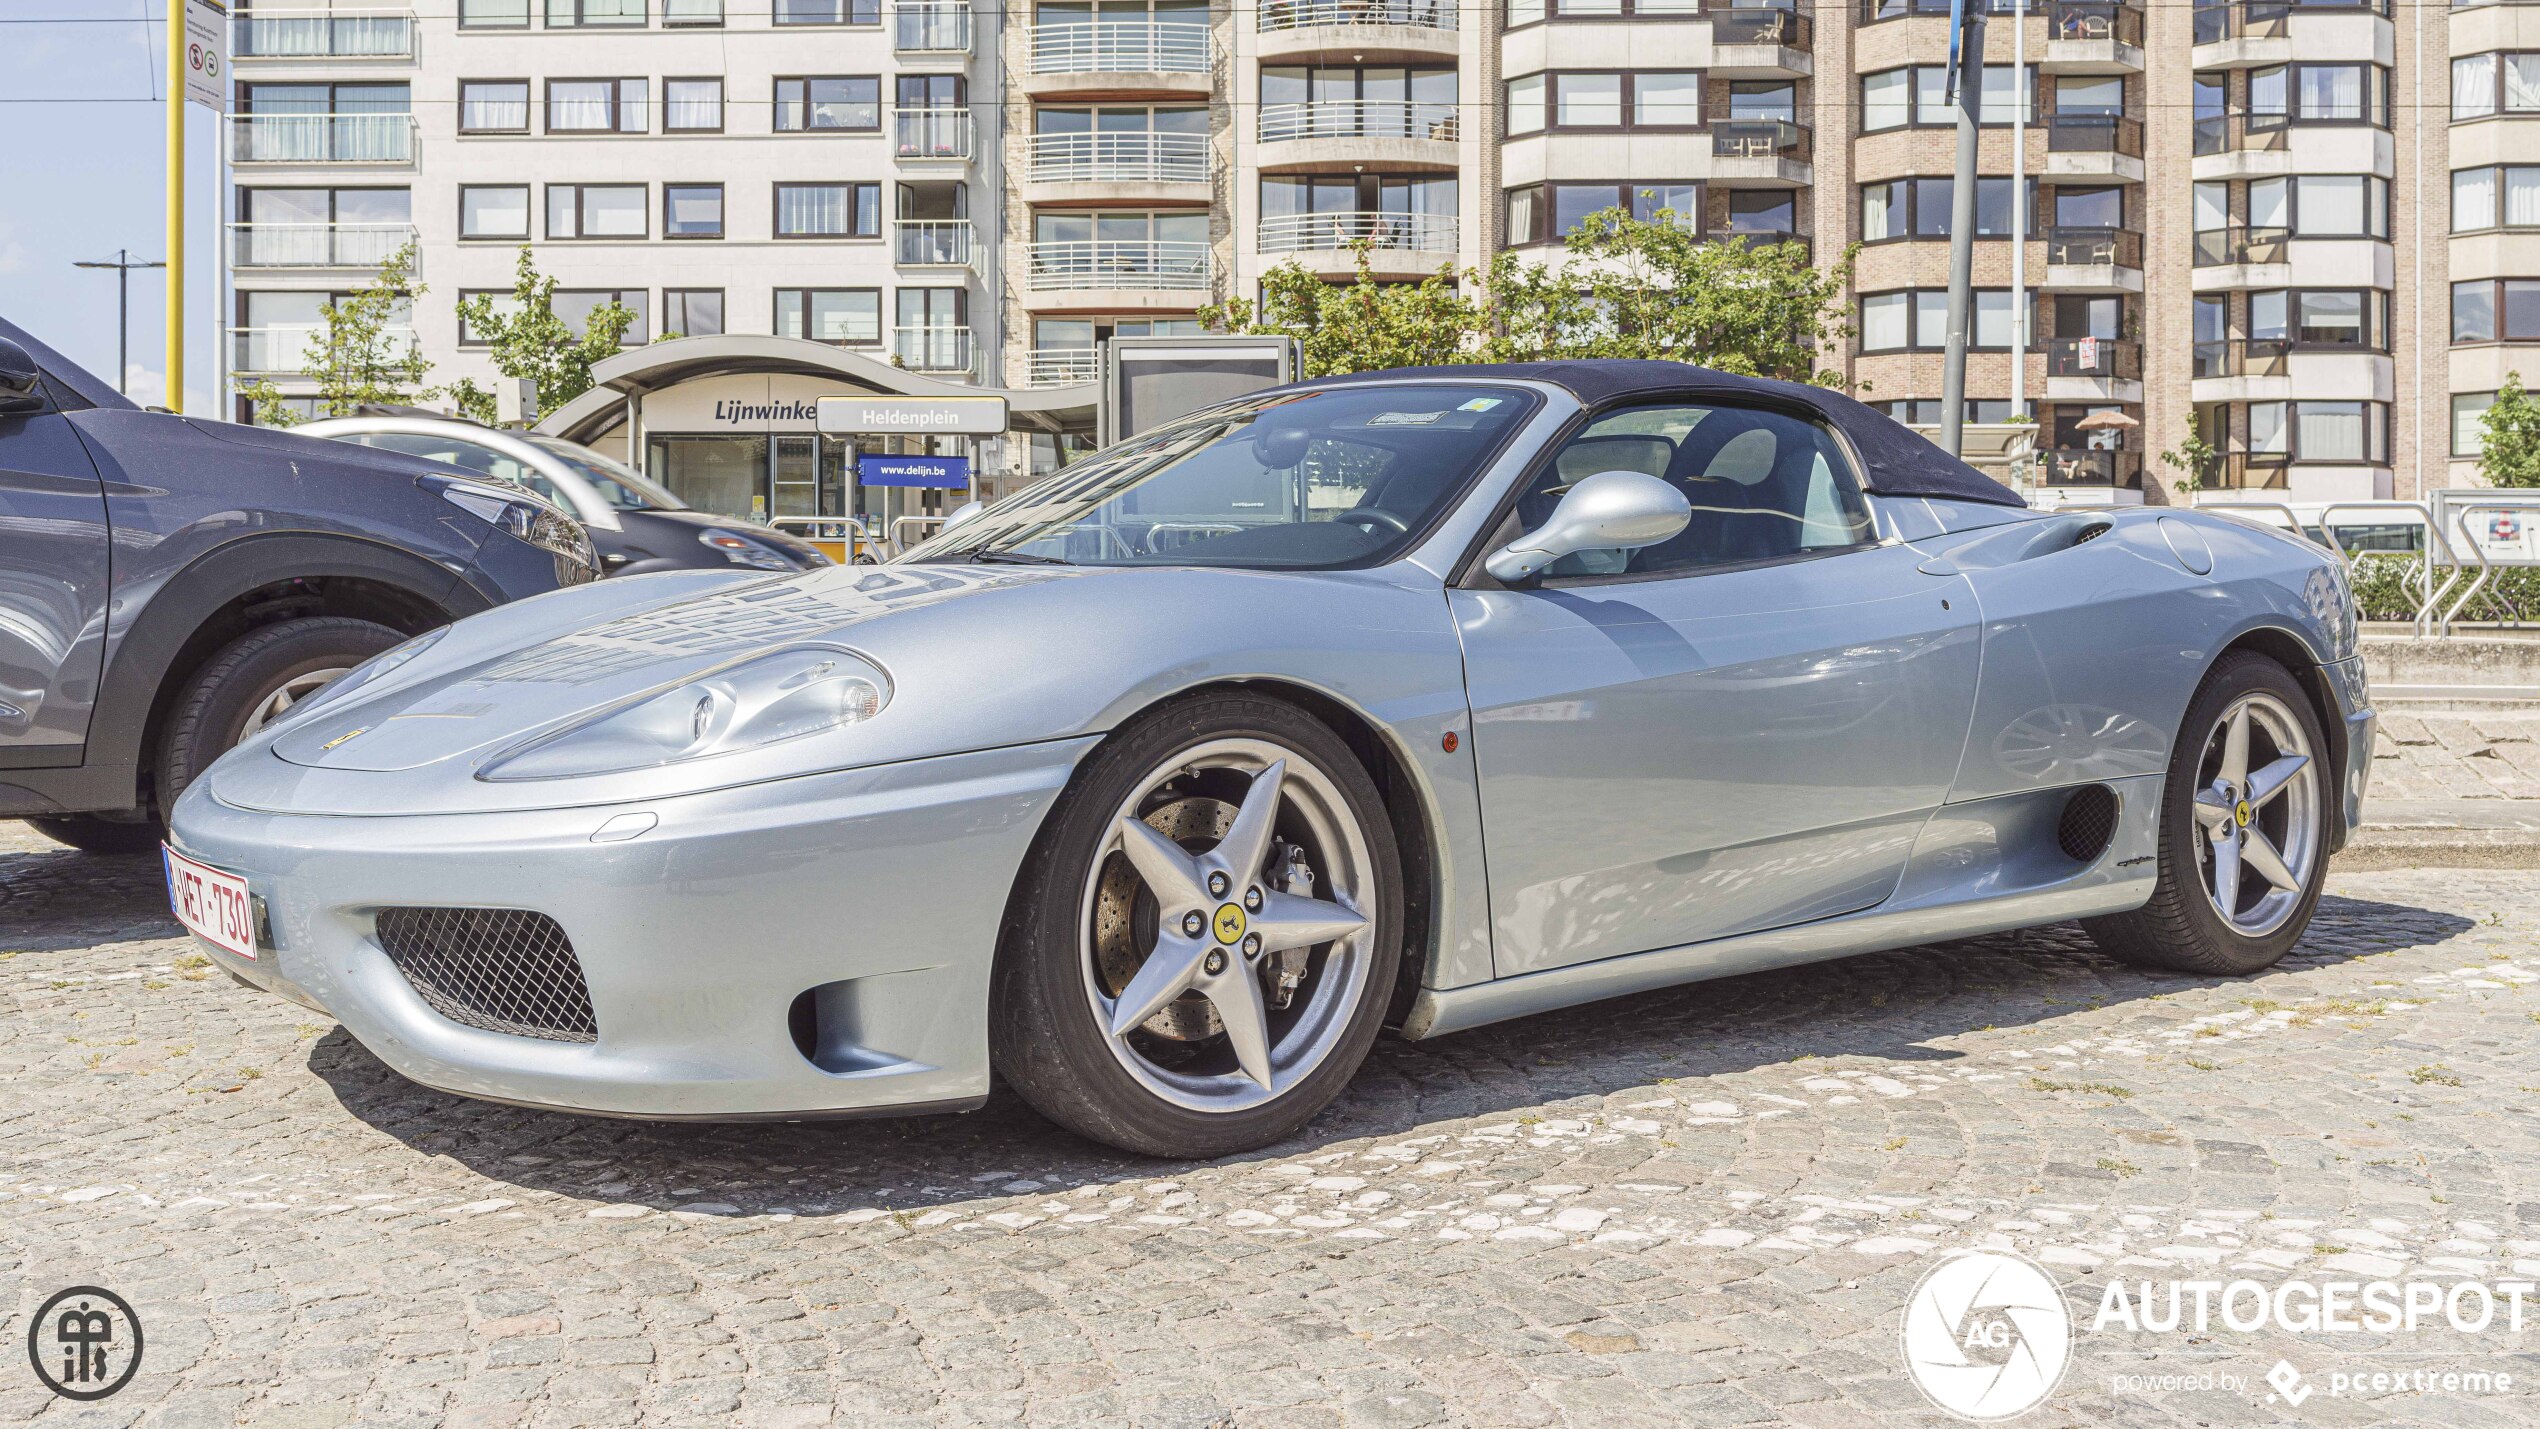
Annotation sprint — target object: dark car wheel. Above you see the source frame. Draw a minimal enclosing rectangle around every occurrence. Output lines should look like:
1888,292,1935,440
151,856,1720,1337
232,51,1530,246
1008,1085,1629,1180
2083,651,2331,976
24,814,165,855
155,616,407,815
992,693,1404,1158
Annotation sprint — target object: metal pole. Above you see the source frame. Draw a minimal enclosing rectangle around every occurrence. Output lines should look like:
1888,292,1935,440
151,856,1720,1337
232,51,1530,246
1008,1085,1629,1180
1939,4,1988,457
75,251,169,396
166,0,186,414
2009,0,2027,421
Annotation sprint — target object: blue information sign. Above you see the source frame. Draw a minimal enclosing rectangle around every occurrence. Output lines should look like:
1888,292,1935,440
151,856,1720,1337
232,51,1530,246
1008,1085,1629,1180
857,455,973,488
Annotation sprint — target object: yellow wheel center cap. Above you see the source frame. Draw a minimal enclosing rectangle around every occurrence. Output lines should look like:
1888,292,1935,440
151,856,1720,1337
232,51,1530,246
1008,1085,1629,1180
2235,800,2253,828
1213,904,1247,944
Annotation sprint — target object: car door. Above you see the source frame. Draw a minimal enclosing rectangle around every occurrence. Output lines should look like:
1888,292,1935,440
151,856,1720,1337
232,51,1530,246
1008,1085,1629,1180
0,364,112,760
1451,400,1982,977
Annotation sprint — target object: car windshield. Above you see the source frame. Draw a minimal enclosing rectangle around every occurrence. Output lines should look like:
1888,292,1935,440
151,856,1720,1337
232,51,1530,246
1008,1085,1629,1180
905,383,1539,569
524,437,686,512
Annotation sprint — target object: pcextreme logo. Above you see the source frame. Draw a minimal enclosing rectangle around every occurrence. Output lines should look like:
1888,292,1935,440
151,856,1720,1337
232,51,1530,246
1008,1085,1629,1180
1900,1250,2074,1421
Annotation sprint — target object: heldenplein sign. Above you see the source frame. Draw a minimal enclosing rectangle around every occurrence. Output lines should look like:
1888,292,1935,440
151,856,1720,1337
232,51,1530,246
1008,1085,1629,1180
817,395,1009,436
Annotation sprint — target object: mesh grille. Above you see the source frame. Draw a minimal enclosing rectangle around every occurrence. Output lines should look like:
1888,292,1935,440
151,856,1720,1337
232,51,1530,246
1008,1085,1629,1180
2057,785,2120,863
375,907,597,1044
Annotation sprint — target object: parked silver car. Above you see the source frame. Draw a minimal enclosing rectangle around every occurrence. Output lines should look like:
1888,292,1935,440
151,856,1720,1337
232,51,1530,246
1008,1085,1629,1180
168,362,2371,1157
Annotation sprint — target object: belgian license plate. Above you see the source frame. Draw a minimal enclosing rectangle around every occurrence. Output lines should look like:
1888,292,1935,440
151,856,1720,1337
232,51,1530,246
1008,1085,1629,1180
164,845,257,961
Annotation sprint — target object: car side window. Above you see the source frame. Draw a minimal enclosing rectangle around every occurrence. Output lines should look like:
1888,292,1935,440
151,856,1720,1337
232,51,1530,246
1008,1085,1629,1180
1513,403,1876,580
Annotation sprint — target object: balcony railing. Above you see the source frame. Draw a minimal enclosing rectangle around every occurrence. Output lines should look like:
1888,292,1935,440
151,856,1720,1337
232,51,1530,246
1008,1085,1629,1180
236,9,416,58
2202,451,2294,490
891,325,973,372
1028,348,1101,386
2044,112,2142,156
1027,131,1210,183
1712,119,1812,161
231,113,416,164
2041,225,2140,268
1861,0,2019,19
1030,19,1210,72
230,324,417,375
1712,7,1812,45
1712,226,1808,250
1258,210,1458,254
2037,448,2144,488
2193,0,2392,45
1026,240,1212,290
894,0,973,52
1258,100,1459,144
2049,0,2143,45
2191,111,2298,157
229,221,417,268
2193,336,2291,379
1261,0,1459,29
891,107,973,159
2192,223,2291,267
895,219,974,266
2044,335,2140,380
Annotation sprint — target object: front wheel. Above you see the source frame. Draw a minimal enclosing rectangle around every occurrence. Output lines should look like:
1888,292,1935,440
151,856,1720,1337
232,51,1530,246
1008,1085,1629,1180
2083,651,2330,975
155,616,406,814
992,693,1403,1158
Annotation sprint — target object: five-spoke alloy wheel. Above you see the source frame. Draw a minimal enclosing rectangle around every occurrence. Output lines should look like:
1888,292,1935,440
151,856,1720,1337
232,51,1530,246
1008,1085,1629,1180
995,694,1403,1157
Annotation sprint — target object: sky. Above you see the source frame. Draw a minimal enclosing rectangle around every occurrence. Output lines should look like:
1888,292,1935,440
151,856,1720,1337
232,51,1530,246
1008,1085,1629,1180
0,1,226,413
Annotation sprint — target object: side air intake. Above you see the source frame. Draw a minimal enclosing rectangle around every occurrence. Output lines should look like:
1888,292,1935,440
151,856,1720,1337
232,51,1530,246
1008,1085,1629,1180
2056,785,2120,863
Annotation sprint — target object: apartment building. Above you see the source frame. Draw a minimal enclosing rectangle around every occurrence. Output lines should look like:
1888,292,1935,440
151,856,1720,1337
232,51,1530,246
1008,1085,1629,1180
228,0,2508,519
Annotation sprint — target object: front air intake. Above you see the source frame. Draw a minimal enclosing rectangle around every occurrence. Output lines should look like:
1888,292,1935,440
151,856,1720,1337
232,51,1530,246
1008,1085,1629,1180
2056,785,2120,863
375,907,598,1044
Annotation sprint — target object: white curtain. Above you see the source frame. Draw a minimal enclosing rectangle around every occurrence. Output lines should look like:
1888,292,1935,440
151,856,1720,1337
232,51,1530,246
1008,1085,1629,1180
548,82,611,130
1975,290,2014,348
1863,182,1903,241
2297,176,2366,236
665,80,719,131
462,84,526,132
2456,55,2497,119
779,184,850,236
2508,55,2540,111
1505,74,1545,135
1860,293,1908,351
2509,168,2540,226
2456,167,2499,231
1913,291,1950,347
2296,403,2367,462
2298,65,2362,120
1634,74,1700,128
1863,70,1909,132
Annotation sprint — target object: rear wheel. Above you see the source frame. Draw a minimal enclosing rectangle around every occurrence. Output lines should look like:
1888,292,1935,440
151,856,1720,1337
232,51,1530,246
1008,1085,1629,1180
2083,652,2329,975
154,616,405,814
992,694,1403,1158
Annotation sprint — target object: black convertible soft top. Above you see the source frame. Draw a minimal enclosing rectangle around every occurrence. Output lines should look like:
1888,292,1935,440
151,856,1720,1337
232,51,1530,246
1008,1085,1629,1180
1277,359,2026,509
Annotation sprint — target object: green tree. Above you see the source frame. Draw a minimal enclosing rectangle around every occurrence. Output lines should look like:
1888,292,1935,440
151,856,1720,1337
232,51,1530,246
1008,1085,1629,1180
237,242,456,426
2479,371,2540,488
1198,244,1476,376
2158,411,2219,497
451,246,638,422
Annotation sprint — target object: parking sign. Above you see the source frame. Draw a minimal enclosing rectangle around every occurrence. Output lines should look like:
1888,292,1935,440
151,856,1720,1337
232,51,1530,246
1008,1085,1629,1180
183,0,227,112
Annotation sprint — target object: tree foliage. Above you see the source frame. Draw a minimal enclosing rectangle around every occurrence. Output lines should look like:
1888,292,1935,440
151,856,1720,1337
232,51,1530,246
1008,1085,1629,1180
2157,410,2219,496
1200,204,1859,384
238,242,457,426
2480,371,2540,489
451,246,638,422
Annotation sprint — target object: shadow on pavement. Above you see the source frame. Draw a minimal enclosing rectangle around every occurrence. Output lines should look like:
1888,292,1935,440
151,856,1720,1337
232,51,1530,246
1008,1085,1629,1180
305,892,2471,1218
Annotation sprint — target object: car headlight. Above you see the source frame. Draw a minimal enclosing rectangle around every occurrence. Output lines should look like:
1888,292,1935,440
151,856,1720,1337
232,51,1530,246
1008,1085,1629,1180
698,528,800,571
476,646,890,781
425,475,600,583
262,626,451,734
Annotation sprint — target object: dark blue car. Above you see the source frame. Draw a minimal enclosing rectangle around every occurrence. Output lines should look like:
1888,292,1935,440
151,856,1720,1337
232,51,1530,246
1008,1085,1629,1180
0,316,598,853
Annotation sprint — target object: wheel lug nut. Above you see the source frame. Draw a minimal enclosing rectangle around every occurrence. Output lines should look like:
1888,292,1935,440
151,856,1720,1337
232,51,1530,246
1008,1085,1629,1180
1204,950,1227,975
1243,934,1262,959
1207,871,1230,897
1244,887,1262,911
1182,911,1206,937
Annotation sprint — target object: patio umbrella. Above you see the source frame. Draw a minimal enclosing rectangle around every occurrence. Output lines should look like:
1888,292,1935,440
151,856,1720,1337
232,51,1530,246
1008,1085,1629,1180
2072,409,2139,431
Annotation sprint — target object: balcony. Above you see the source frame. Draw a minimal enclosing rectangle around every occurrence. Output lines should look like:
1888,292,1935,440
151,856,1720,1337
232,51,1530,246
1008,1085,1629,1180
2040,225,2142,291
231,113,416,165
2193,0,2390,48
2044,335,2140,401
1258,210,1458,256
2042,1,2144,73
229,221,417,268
2193,337,2291,381
894,0,973,53
1258,100,1459,145
1027,348,1100,386
1258,0,1457,62
1028,19,1210,77
235,9,416,59
1708,119,1813,183
1025,131,1210,189
2192,223,2291,269
1261,0,1457,30
895,219,974,267
2201,451,2293,491
1708,9,1813,78
230,324,416,376
891,326,973,373
2037,448,2145,490
1025,240,1212,292
890,107,973,160
2043,112,2143,182
2192,111,2288,158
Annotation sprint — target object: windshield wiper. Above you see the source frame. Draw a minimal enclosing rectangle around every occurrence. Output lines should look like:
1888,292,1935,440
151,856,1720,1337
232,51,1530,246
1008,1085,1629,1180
924,545,1072,566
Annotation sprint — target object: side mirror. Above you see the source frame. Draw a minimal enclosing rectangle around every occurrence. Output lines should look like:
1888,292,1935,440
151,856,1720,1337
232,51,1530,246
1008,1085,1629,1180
1484,469,1692,582
943,499,985,530
0,338,47,417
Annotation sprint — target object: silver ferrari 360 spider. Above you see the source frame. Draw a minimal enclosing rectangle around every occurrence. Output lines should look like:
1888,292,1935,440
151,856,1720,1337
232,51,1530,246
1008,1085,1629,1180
167,361,2371,1156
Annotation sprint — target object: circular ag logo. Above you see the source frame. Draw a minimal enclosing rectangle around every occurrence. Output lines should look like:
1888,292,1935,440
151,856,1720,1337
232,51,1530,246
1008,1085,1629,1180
27,1286,143,1401
1900,1251,2070,1421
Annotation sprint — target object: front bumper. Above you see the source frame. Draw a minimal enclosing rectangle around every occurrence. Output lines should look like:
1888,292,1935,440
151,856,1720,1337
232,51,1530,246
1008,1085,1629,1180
167,737,1094,1118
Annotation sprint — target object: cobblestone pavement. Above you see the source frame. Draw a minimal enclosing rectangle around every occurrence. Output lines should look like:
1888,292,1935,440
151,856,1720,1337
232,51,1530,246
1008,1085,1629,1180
2371,712,2540,802
5,819,2540,1427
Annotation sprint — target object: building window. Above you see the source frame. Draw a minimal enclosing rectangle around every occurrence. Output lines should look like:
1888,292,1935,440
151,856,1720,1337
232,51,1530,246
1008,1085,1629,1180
1862,65,2032,131
457,289,520,344
2452,279,2540,343
663,78,722,132
1501,72,1702,131
547,78,648,134
2245,174,2389,239
459,80,530,134
1505,181,1699,245
774,0,880,23
2452,166,2540,232
1262,66,1456,141
1859,290,2025,352
554,288,650,343
664,183,723,238
663,288,724,337
546,183,647,238
1510,0,1700,21
2246,289,2387,350
774,182,880,237
545,0,645,26
1876,399,2026,426
775,288,882,345
460,0,530,26
2456,392,2497,456
663,0,722,22
1860,177,2029,242
775,77,881,132
2247,63,2387,126
2453,52,2540,121
2247,401,2387,464
459,184,530,239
